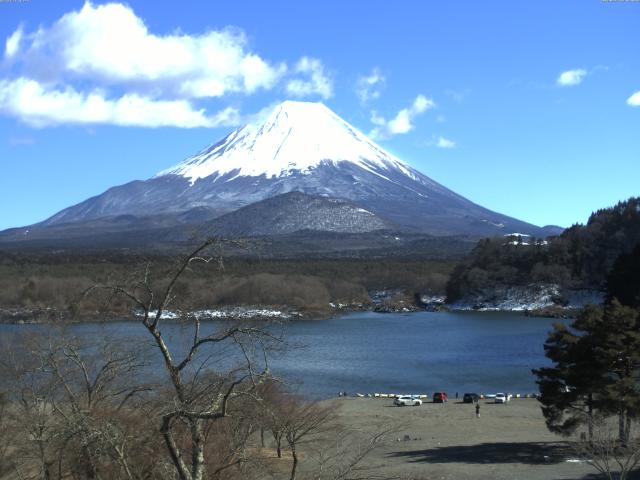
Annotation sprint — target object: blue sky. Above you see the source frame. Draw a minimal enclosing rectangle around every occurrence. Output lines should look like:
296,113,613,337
0,0,638,231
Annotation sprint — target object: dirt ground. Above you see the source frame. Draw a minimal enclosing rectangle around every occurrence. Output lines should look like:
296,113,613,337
320,397,604,480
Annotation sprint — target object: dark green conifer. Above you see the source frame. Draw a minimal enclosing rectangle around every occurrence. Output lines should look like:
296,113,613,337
535,302,640,442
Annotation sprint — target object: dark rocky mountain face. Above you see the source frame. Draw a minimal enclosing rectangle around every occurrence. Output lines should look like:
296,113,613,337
205,191,393,236
1,100,562,250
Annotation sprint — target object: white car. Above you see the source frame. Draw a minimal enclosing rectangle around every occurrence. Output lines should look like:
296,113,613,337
394,395,422,406
494,393,511,404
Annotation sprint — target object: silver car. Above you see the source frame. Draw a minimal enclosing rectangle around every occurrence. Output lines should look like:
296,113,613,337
394,395,422,406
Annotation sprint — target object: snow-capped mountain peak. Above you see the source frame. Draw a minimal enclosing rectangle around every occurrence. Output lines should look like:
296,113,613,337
156,100,417,183
20,100,560,240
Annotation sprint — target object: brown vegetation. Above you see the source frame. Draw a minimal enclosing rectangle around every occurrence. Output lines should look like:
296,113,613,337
0,250,453,319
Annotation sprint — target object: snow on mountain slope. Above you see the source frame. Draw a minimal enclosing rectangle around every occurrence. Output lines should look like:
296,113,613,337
157,100,419,183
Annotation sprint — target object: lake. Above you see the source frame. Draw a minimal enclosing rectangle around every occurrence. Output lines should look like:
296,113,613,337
0,310,564,399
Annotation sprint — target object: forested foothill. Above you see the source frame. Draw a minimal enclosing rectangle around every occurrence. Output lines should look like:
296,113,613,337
446,197,640,304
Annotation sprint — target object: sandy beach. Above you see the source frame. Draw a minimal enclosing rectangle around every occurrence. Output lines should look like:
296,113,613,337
320,397,599,480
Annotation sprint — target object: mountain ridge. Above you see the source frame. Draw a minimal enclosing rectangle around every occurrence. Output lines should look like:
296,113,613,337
3,100,562,245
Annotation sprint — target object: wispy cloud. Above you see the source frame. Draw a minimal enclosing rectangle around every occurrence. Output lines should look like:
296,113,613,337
356,68,385,104
436,136,456,149
369,95,435,139
444,88,470,103
285,57,333,99
627,91,640,107
557,69,587,87
8,135,35,146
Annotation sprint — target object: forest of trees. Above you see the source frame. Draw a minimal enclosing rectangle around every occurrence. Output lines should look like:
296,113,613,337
446,197,640,303
0,251,454,320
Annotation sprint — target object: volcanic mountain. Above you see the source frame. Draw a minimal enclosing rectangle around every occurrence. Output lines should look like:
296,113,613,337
1,100,560,248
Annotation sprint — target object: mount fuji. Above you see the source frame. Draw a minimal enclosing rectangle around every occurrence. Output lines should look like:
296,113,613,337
1,100,560,250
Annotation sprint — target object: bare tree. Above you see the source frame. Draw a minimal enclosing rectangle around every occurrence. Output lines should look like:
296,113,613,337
89,239,281,480
308,427,396,480
2,239,396,480
282,399,334,480
0,331,157,480
259,380,291,459
573,418,640,480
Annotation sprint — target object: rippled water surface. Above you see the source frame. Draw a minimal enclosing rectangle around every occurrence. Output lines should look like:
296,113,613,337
1,310,564,398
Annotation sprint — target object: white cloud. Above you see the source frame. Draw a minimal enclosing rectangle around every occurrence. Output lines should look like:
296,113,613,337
5,2,286,98
369,94,435,139
627,91,640,107
0,77,239,128
285,57,333,99
1,2,339,128
436,136,456,149
557,69,587,87
356,68,385,104
4,26,22,59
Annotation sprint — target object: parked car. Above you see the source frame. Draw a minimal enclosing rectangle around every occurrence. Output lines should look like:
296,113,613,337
433,392,448,403
494,392,512,404
463,393,480,403
394,395,422,406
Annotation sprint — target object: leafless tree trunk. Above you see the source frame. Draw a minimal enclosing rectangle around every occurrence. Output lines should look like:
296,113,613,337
89,239,281,480
283,399,334,480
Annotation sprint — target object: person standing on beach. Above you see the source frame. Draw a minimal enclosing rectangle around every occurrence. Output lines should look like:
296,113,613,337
475,402,480,418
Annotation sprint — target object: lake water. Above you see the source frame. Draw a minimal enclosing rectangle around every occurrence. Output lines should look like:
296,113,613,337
0,311,563,399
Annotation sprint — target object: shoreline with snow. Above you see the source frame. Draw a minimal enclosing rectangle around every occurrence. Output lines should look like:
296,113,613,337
0,285,604,324
444,285,603,315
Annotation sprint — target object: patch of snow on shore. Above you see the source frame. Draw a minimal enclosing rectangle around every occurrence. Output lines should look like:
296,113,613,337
449,284,604,312
138,307,298,320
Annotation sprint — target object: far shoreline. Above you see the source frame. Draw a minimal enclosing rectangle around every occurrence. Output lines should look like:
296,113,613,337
0,302,577,325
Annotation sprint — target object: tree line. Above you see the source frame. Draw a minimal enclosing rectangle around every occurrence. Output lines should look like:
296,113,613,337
446,197,640,302
0,251,454,318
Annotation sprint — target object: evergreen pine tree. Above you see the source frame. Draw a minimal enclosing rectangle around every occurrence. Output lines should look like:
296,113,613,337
592,300,640,443
535,302,640,442
534,306,604,439
606,243,640,308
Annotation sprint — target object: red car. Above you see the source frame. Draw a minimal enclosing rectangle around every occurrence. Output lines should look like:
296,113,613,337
433,392,448,403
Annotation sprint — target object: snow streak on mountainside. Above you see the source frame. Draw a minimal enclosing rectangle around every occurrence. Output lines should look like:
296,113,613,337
156,100,419,184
